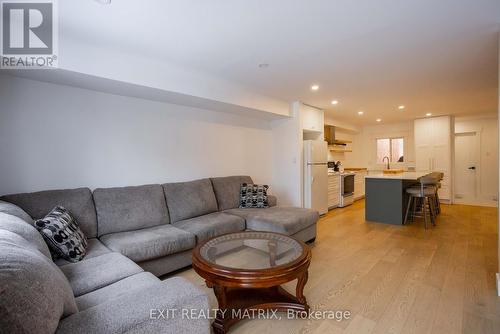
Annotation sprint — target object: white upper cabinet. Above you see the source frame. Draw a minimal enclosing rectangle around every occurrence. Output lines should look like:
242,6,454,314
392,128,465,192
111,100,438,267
301,104,324,133
414,116,452,200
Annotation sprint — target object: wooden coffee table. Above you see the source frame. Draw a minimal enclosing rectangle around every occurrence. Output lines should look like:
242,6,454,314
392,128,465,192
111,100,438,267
192,231,311,334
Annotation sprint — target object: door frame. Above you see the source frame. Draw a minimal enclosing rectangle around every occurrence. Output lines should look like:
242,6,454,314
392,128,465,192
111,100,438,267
453,131,482,205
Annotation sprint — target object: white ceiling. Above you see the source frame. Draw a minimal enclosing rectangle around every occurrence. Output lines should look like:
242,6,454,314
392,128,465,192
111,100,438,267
60,0,500,125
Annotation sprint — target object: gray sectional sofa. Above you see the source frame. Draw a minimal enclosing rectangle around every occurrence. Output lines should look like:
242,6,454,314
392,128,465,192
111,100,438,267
0,175,319,334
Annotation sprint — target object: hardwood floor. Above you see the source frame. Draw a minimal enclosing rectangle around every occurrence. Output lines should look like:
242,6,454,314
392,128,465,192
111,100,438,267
174,200,500,334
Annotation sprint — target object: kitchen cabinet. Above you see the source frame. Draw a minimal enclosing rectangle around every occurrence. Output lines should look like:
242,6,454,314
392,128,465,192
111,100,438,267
328,174,340,208
301,104,324,133
414,116,452,201
353,170,367,200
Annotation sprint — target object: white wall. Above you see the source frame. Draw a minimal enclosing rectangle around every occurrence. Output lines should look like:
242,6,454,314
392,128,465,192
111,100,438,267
60,41,290,117
455,115,499,203
0,75,276,195
271,104,302,207
340,121,415,170
324,115,361,133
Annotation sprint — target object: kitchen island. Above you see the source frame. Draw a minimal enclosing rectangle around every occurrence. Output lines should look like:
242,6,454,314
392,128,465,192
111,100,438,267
365,171,430,225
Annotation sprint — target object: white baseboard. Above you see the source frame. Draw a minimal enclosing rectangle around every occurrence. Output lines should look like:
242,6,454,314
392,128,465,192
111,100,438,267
497,273,500,297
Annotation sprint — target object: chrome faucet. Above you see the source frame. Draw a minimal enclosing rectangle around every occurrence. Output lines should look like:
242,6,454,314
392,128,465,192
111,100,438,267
383,156,390,170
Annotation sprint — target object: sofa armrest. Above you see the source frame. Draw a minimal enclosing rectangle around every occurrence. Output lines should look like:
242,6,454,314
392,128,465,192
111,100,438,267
268,195,278,207
56,278,210,334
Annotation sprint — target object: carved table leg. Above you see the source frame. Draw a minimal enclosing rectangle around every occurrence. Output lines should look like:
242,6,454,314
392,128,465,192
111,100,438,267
296,270,309,311
212,285,228,334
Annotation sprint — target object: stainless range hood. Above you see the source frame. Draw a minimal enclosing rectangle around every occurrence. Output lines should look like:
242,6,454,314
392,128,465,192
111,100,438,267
324,125,350,145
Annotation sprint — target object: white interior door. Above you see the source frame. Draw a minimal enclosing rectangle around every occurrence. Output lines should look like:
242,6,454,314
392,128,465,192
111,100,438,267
454,132,479,204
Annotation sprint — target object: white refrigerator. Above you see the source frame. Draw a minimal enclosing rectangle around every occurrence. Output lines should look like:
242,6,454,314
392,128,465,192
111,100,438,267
303,140,328,215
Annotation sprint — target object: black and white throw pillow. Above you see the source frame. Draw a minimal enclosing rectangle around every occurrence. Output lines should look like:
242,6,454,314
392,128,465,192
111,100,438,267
239,183,269,208
34,206,87,263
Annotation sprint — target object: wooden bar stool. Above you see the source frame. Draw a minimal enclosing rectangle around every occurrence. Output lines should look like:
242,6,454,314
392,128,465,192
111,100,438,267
403,175,438,229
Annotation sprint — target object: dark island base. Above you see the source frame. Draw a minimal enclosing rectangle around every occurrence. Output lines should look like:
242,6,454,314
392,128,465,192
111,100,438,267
365,178,418,225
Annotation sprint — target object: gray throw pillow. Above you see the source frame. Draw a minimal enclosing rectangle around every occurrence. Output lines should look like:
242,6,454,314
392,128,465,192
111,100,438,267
0,230,78,334
35,206,88,262
239,183,269,208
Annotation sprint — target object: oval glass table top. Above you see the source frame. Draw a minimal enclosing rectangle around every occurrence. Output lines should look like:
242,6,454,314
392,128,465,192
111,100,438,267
198,231,305,270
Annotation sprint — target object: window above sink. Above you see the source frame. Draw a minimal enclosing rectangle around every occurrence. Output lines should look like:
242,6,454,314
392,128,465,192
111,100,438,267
376,137,404,163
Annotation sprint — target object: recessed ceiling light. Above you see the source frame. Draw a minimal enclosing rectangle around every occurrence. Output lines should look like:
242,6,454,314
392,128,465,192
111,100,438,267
95,0,111,4
310,85,319,91
426,113,432,117
398,105,405,110
358,111,364,115
331,100,339,105
258,63,269,68
376,118,382,122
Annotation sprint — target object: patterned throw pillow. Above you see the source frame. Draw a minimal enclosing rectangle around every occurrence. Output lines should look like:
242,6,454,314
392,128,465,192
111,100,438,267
239,183,269,208
34,206,87,263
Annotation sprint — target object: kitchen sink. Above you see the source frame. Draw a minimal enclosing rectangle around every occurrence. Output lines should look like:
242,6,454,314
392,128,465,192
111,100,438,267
383,169,404,174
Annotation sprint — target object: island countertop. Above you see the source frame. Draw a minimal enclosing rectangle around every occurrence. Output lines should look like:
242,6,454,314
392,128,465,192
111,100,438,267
365,171,429,180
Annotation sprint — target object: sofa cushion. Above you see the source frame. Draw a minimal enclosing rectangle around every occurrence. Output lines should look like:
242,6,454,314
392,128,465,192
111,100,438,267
0,231,78,334
163,178,218,223
137,249,193,277
0,229,48,259
54,238,111,266
225,207,319,235
93,184,169,236
0,200,34,223
173,212,245,243
99,224,195,262
35,206,88,263
59,252,143,296
1,188,98,238
211,175,253,211
0,212,51,258
56,277,210,334
75,272,160,311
